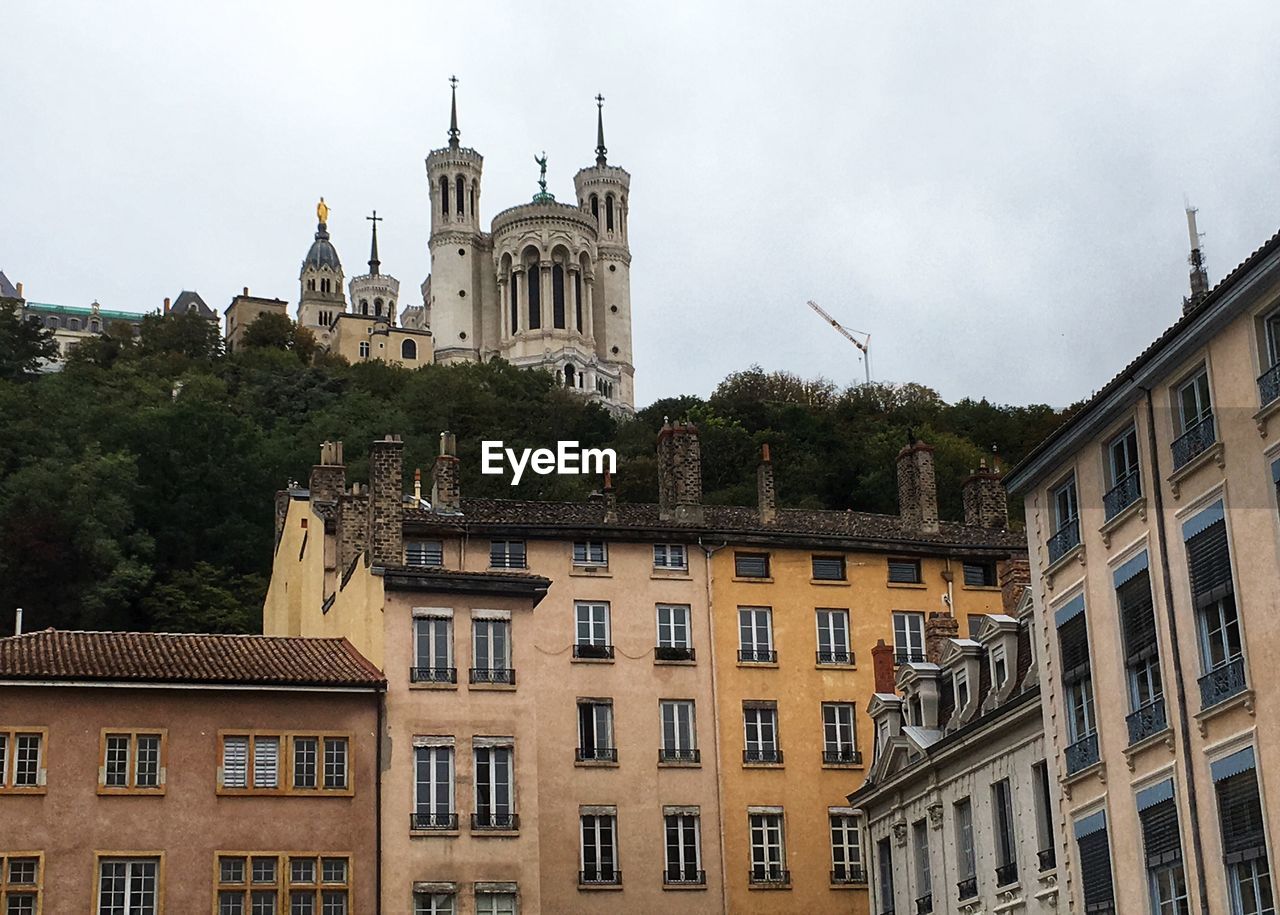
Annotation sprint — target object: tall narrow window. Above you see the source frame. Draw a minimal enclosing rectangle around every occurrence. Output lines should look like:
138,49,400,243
1173,368,1215,469
1,854,41,914
1184,502,1245,710
893,612,925,663
439,176,449,216
955,798,977,896
98,858,159,915
412,616,455,684
552,264,566,328
526,267,540,330
738,607,775,662
659,700,698,763
748,812,787,884
577,701,615,762
509,272,519,334
455,175,465,215
743,704,780,764
816,609,851,664
253,736,279,789
821,703,858,764
912,819,932,911
1057,595,1098,774
1213,747,1273,915
590,194,599,219
829,812,864,883
472,618,513,684
1137,779,1188,915
473,744,515,829
992,779,1018,885
412,744,455,830
606,194,615,232
656,604,693,660
401,339,417,360
1105,425,1142,519
580,812,620,884
1049,474,1081,562
876,838,894,913
1032,761,1056,869
1075,812,1115,913
1115,552,1164,744
575,273,583,331
663,812,704,885
574,602,613,659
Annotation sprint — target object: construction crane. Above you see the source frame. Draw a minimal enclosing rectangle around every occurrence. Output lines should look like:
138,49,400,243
807,300,871,385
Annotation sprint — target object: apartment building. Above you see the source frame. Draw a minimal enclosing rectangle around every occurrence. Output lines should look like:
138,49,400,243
264,425,1025,913
0,628,383,914
1005,225,1280,913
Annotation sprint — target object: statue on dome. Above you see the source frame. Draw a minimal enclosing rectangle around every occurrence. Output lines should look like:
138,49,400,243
316,197,330,225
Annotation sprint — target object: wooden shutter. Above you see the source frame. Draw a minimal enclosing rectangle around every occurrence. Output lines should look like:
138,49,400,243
1058,614,1091,684
1138,797,1182,867
1077,827,1114,909
1186,520,1232,605
1217,770,1267,863
1117,572,1158,665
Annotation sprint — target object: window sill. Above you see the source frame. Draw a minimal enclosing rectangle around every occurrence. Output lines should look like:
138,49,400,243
1122,726,1174,771
815,663,857,671
1167,440,1225,500
569,567,612,577
410,829,460,838
651,569,692,580
748,882,792,891
97,787,167,797
1059,758,1104,794
467,681,517,692
570,657,615,665
574,759,620,769
742,761,785,770
821,761,865,771
886,581,927,589
409,682,458,691
217,787,354,797
1099,496,1146,548
658,759,702,769
662,883,708,891
808,579,850,587
737,661,779,670
1044,542,1085,587
1252,395,1280,437
829,881,868,890
654,658,697,667
960,584,1002,592
732,576,773,584
0,787,46,796
578,883,624,892
470,828,520,838
1193,687,1255,737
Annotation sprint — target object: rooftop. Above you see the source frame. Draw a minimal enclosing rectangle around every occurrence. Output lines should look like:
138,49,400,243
24,301,148,322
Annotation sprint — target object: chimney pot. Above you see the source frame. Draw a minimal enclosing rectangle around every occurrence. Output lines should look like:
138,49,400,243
243,286,249,296
897,440,939,533
962,462,1008,529
757,443,777,524
367,435,405,566
432,431,462,512
872,640,896,693
15,282,23,298
656,422,704,524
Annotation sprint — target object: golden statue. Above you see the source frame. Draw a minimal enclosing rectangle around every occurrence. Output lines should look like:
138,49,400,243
316,197,329,224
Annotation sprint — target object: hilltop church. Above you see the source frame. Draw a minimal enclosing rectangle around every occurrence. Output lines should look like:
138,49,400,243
233,81,637,414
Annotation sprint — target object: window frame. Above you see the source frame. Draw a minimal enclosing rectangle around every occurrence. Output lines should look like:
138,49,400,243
488,540,527,570
405,540,445,568
821,702,857,761
652,543,688,571
572,541,608,568
214,852,351,915
413,743,456,827
892,612,925,664
811,554,846,581
576,701,616,761
472,618,512,676
95,853,162,915
815,609,851,665
579,811,620,883
659,700,698,758
829,812,864,882
733,552,771,579
748,811,787,882
1175,367,1213,434
656,603,693,653
1052,474,1079,532
743,704,780,763
473,743,516,828
737,606,775,661
0,852,43,915
574,602,612,648
1106,424,1141,489
663,811,703,883
99,729,167,795
0,729,47,794
887,558,923,584
217,732,352,796
413,616,454,681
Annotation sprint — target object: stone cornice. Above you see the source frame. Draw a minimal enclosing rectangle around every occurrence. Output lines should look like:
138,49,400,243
491,201,598,238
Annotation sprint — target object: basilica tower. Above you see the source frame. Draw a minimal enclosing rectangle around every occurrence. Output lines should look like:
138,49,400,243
424,78,484,363
298,198,347,344
348,211,400,325
573,97,635,407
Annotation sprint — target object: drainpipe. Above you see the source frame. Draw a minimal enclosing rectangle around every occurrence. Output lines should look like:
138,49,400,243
375,686,385,915
699,537,730,913
1144,387,1210,913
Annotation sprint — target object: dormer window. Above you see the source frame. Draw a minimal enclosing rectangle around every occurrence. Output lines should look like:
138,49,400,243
954,668,970,710
991,644,1009,689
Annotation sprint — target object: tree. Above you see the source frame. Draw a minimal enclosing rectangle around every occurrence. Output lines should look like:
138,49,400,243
239,312,296,351
139,310,223,360
0,303,58,380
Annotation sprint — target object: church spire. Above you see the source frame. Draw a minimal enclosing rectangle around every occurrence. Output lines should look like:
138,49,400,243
594,93,607,166
448,75,460,149
1184,205,1210,314
366,210,382,275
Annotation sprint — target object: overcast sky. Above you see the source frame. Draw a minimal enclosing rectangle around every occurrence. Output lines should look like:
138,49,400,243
5,1,1279,408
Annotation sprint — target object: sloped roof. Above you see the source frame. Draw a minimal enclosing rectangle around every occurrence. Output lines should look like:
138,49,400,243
0,629,384,688
171,290,216,319
0,271,19,299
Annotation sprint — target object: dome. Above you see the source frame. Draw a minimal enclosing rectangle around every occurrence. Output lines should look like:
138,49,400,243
303,223,342,273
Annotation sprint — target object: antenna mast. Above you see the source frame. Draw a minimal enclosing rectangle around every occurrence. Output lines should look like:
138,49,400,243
807,300,872,384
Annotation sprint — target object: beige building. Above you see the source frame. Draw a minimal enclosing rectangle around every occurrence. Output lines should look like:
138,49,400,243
1005,221,1280,913
223,288,290,354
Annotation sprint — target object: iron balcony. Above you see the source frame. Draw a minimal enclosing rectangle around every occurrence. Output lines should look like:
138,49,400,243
409,666,457,684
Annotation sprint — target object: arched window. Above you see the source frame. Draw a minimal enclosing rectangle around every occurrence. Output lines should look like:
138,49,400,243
590,194,599,220
402,339,417,360
359,341,370,358
456,175,465,216
440,176,450,216
374,298,383,317
68,318,80,330
469,182,476,216
574,274,583,331
308,278,316,291
510,271,519,334
90,319,100,332
46,317,58,328
606,194,615,232
360,299,369,315
565,364,575,387
321,279,329,294
527,267,541,330
552,264,566,329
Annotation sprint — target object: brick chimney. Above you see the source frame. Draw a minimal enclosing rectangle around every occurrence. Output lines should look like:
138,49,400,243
367,435,404,567
603,472,618,524
431,431,461,513
1000,557,1031,614
308,441,346,504
872,639,896,693
163,296,171,315
15,282,23,299
336,486,369,572
757,444,777,524
657,421,704,524
897,437,939,534
925,612,960,664
962,458,1007,529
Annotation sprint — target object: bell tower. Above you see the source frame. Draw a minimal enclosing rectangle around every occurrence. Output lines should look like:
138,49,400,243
298,198,347,335
425,76,483,363
574,95,635,407
349,210,400,325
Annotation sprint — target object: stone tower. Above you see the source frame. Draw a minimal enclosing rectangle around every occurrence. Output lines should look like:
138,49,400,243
348,211,401,326
298,201,347,344
424,77,485,363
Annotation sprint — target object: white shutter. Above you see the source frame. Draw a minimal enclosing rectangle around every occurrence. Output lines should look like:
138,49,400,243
222,736,248,788
254,737,279,788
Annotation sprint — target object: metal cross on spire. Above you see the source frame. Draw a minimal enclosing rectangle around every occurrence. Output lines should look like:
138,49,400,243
448,75,460,148
595,93,608,166
366,210,382,275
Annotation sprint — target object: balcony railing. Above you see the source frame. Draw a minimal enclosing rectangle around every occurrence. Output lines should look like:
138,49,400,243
573,643,615,660
410,812,458,831
748,867,790,886
579,868,621,886
1065,732,1099,775
915,893,934,914
894,650,925,665
469,666,515,685
662,868,706,886
995,861,1019,886
822,747,863,765
743,747,783,764
831,864,867,884
817,649,853,665
655,645,696,662
410,666,457,684
1199,656,1247,709
738,648,777,663
1259,362,1280,406
1047,518,1081,564
576,747,618,763
659,747,701,764
1126,697,1167,745
1037,848,1056,871
1103,471,1142,520
957,876,978,899
1171,413,1216,470
471,812,519,831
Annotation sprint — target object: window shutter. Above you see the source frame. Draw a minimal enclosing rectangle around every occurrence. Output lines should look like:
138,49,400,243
1117,572,1158,664
1077,827,1114,909
1138,797,1182,867
1217,770,1267,863
223,736,248,788
1057,614,1091,684
1186,520,1232,604
253,737,279,789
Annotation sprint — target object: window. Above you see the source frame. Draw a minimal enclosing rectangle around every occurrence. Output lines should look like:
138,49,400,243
439,176,449,215
876,838,894,913
489,540,526,569
97,857,159,915
1075,812,1116,913
653,543,687,570
412,616,455,683
734,552,770,578
955,798,977,888
455,175,465,215
816,609,851,665
664,812,704,884
474,744,515,829
962,560,997,587
526,267,540,330
577,701,615,762
738,607,775,663
893,612,925,664
216,854,349,915
0,730,44,791
580,812,620,884
1056,596,1097,773
1184,503,1245,709
1115,553,1164,741
1136,780,1187,915
812,555,846,581
749,812,788,884
659,700,698,763
101,731,164,792
572,541,607,567
552,264,566,328
990,644,1008,689
405,540,444,567
472,618,513,684
912,819,932,908
992,779,1018,885
954,668,971,711
830,812,864,883
655,604,693,660
1032,761,1055,868
0,854,41,915
1104,425,1142,519
573,602,613,659
414,890,454,914
1176,369,1212,434
413,743,456,830
1213,748,1274,915
743,704,780,764
1049,475,1081,562
358,341,369,359
822,703,858,764
475,892,516,915
220,734,348,794
888,558,922,584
